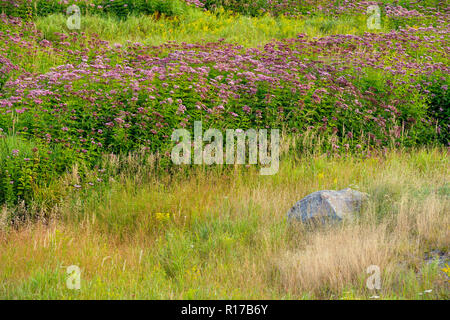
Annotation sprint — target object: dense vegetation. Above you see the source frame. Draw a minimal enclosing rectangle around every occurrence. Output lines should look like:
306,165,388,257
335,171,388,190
1,0,448,18
1,148,449,299
0,1,448,207
0,0,448,300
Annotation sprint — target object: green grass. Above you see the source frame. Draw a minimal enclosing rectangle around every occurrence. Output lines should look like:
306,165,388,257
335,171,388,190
35,8,390,47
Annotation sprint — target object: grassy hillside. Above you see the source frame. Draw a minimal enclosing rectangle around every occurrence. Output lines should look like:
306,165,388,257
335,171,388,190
0,0,448,300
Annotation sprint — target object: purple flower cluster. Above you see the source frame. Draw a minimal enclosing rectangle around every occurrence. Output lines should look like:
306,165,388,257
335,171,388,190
0,5,448,157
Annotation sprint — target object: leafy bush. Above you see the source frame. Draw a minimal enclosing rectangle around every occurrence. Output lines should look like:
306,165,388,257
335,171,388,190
0,0,189,19
0,132,91,205
0,135,50,204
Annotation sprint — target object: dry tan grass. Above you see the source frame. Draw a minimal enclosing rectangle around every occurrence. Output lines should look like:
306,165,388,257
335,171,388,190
275,189,449,297
277,223,391,293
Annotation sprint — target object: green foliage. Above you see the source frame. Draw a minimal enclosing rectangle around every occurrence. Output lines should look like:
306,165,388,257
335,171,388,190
202,0,269,17
425,78,450,145
0,71,7,92
0,0,189,19
0,134,82,207
0,135,47,205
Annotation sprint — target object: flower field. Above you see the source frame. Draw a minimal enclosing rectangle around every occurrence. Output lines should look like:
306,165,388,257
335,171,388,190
0,1,448,205
0,0,448,300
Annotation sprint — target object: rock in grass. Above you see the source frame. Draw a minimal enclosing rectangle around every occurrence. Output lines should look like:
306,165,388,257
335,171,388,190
287,188,369,224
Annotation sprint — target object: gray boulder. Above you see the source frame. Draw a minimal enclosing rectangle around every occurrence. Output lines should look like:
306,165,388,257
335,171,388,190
287,188,369,224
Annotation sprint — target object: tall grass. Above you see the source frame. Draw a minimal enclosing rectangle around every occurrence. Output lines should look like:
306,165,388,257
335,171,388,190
35,8,389,47
0,149,448,299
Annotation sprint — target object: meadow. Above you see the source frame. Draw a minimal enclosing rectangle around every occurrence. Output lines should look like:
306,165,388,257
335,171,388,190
0,148,449,299
0,0,449,299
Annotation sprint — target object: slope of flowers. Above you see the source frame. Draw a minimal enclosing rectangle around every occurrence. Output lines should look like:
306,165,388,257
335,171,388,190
1,15,448,145
193,0,449,18
0,3,449,204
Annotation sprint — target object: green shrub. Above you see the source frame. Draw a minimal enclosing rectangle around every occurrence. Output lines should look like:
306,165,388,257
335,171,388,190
0,134,81,205
0,0,188,19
